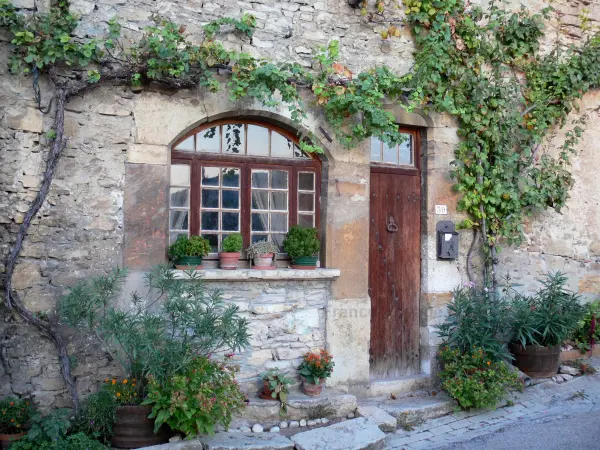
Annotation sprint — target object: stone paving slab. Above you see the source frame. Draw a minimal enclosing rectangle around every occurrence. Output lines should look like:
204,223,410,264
357,405,398,432
291,417,386,450
200,432,294,450
378,393,456,426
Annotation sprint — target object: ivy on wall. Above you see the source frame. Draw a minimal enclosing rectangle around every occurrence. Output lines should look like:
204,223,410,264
1,0,600,406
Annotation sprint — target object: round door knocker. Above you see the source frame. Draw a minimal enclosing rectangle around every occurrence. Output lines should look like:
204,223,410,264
387,216,398,233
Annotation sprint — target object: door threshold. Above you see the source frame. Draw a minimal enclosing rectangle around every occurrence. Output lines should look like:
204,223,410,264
360,374,431,398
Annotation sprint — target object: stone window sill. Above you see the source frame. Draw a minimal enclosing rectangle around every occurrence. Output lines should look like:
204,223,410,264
173,268,340,281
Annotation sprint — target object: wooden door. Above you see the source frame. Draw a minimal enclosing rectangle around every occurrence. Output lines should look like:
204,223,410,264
369,169,421,379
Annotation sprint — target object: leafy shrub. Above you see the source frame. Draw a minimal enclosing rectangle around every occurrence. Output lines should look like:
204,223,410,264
283,226,320,259
510,272,584,348
298,349,334,384
438,346,522,409
144,356,246,437
103,377,143,406
260,369,294,415
168,235,211,260
72,390,117,443
436,287,513,361
10,432,107,450
24,408,71,443
222,233,243,252
0,397,35,434
572,300,599,353
59,265,250,395
246,240,279,258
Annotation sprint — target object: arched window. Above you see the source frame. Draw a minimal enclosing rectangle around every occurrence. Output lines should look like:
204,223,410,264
169,120,321,255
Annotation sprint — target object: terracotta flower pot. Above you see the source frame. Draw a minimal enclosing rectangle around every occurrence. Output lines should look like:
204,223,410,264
253,253,275,270
219,252,240,270
301,377,326,396
510,343,561,378
111,405,170,449
259,380,279,400
0,431,27,449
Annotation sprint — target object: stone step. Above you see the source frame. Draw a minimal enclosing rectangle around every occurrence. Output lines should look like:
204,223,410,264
291,417,386,450
201,432,294,450
377,393,456,427
356,405,397,432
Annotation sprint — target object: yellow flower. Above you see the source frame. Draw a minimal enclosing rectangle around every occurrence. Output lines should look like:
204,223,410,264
116,392,121,397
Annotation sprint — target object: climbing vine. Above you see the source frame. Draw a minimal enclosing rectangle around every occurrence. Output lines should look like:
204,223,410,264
1,0,600,407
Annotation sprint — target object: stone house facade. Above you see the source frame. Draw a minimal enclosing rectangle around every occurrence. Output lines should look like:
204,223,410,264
0,0,599,408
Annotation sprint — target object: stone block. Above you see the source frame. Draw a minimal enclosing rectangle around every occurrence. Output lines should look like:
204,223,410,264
379,393,455,426
578,275,600,294
96,103,131,116
12,262,42,290
291,417,385,450
5,107,43,133
127,144,169,165
356,405,397,432
12,0,35,9
200,432,294,450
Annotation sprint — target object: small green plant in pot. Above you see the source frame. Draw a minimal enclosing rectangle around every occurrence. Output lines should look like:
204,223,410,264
219,233,243,270
298,350,334,396
259,369,294,416
0,397,35,449
168,235,211,269
283,226,320,270
246,240,279,270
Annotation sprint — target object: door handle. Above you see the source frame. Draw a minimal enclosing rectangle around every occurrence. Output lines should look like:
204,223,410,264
387,216,398,233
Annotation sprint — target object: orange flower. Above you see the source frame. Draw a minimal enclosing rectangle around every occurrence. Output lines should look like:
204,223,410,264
112,379,117,385
10,419,14,423
9,402,13,406
116,392,121,397
105,378,109,383
487,361,491,366
123,379,128,384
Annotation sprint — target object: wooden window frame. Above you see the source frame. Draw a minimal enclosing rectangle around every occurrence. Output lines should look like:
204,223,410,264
370,127,421,176
171,120,321,258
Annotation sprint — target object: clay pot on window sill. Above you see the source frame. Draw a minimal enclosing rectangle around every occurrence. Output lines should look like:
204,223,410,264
0,431,27,449
219,252,240,270
174,256,203,270
301,376,326,396
252,253,276,270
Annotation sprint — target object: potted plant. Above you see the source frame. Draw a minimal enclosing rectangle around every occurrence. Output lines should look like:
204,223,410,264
509,272,585,378
283,226,320,270
298,349,334,396
0,397,34,449
168,235,211,270
219,233,243,270
246,240,279,270
259,369,294,415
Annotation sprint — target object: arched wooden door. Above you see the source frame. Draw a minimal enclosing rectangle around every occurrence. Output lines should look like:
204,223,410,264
368,130,421,379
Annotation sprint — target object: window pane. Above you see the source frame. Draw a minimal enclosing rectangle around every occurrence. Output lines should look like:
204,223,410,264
270,213,288,232
222,190,240,209
298,172,315,191
170,210,188,230
201,211,218,230
247,125,269,156
204,234,218,252
272,234,285,248
383,142,398,164
170,231,188,243
294,144,309,159
222,212,240,231
271,132,294,158
271,170,288,189
270,192,287,211
370,137,382,162
202,189,219,208
222,124,245,154
399,134,413,165
175,135,194,151
298,193,314,212
197,127,220,153
222,168,240,187
252,171,269,189
298,214,314,227
252,213,269,232
252,234,269,244
170,188,189,207
252,191,269,210
171,165,190,186
201,167,220,186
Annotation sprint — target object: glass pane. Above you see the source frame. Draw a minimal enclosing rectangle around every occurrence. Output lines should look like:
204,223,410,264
204,234,218,252
222,212,239,231
294,144,309,159
370,137,382,162
298,214,314,227
170,231,188,243
271,170,288,189
222,168,240,187
271,132,294,158
252,234,269,244
252,213,269,232
222,124,245,154
170,188,189,207
252,191,269,210
298,193,314,212
252,171,269,189
399,134,413,165
383,142,398,164
222,190,240,209
298,172,315,191
270,192,287,211
201,167,219,186
247,125,269,156
171,165,190,186
202,189,219,208
272,234,285,249
197,127,220,153
201,211,218,230
175,135,194,151
170,210,188,230
270,213,288,232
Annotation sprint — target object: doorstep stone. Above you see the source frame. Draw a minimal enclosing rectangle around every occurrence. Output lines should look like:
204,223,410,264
356,405,397,432
378,393,456,426
200,432,294,450
291,417,386,450
140,440,203,449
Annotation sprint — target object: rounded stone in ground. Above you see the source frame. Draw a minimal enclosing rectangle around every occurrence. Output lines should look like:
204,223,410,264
307,420,317,426
252,424,264,433
280,421,288,429
300,419,307,427
289,421,300,428
270,426,280,433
